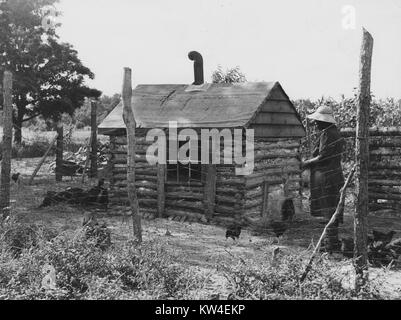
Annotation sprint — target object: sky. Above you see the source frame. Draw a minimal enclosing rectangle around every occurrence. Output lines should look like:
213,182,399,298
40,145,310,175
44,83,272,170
56,0,401,100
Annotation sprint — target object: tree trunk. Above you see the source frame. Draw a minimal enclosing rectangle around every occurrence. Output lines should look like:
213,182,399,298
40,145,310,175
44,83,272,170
121,67,142,243
90,100,98,178
55,122,64,182
0,71,13,220
354,28,373,290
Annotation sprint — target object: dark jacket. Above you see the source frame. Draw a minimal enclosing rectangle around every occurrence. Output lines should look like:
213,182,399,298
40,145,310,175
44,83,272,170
310,125,345,221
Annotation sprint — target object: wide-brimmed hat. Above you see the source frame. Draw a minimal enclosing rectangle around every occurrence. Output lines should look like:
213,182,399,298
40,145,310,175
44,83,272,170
306,105,336,124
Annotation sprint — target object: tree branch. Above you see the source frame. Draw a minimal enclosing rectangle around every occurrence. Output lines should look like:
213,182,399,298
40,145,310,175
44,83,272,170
300,165,356,282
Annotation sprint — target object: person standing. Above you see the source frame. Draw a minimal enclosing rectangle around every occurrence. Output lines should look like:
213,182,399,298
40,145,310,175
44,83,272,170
302,105,345,252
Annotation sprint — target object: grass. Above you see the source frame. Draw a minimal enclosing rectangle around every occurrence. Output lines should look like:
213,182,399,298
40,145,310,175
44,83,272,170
0,159,399,300
0,127,109,159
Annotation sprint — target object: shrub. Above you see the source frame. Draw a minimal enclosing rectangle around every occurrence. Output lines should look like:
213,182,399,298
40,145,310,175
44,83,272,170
0,223,204,300
1,222,57,257
222,253,386,300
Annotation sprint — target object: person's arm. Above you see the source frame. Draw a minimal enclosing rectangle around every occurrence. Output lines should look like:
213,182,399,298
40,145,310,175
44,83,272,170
301,156,320,169
301,131,332,170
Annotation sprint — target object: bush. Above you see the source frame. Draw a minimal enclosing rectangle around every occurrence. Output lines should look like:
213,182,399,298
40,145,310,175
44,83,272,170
0,223,204,300
222,253,386,300
1,222,57,257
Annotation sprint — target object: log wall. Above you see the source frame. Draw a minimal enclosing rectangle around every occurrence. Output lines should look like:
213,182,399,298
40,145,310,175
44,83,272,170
107,133,303,224
243,138,303,224
109,134,159,217
342,128,401,211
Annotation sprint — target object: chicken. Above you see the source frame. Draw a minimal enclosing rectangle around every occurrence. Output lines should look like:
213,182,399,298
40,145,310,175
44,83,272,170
11,172,20,184
226,223,241,241
270,221,287,238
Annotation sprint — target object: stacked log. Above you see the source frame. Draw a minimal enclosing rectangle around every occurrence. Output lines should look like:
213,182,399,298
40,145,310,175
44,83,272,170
107,134,303,223
109,135,158,216
342,128,401,211
243,138,302,222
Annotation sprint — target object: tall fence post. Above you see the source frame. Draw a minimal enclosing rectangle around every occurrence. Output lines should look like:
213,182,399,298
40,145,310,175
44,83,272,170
90,100,98,178
354,28,373,289
122,67,142,243
0,71,13,220
55,121,64,182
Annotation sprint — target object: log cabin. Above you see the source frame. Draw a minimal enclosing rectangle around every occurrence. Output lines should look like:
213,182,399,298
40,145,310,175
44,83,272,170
98,52,306,226
342,127,401,214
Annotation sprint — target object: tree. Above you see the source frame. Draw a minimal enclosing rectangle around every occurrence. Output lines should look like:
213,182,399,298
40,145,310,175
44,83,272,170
211,65,247,84
74,93,121,129
0,0,101,144
31,38,101,123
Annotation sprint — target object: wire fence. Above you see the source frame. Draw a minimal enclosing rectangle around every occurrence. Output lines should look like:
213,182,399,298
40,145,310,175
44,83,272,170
2,117,401,267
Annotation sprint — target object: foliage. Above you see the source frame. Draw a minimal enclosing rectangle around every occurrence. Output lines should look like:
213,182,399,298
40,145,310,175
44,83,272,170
0,136,52,158
293,95,401,163
223,253,386,300
0,130,109,159
0,0,101,144
48,139,111,172
211,65,247,83
0,222,205,300
0,219,393,300
1,221,57,257
73,94,121,129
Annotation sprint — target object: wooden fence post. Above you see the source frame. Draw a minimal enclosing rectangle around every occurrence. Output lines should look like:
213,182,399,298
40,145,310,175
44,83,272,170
55,122,63,182
122,67,142,243
261,179,269,219
90,100,98,178
157,164,166,218
0,71,13,220
354,28,373,289
204,164,216,220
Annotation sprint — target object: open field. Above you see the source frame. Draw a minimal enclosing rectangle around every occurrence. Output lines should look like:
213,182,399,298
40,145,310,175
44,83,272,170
0,127,109,145
2,158,401,299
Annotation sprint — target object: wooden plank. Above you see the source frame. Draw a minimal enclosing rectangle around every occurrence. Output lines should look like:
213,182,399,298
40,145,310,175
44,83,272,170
250,124,305,138
259,100,294,113
252,112,301,125
342,127,401,137
167,192,203,201
368,179,401,186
